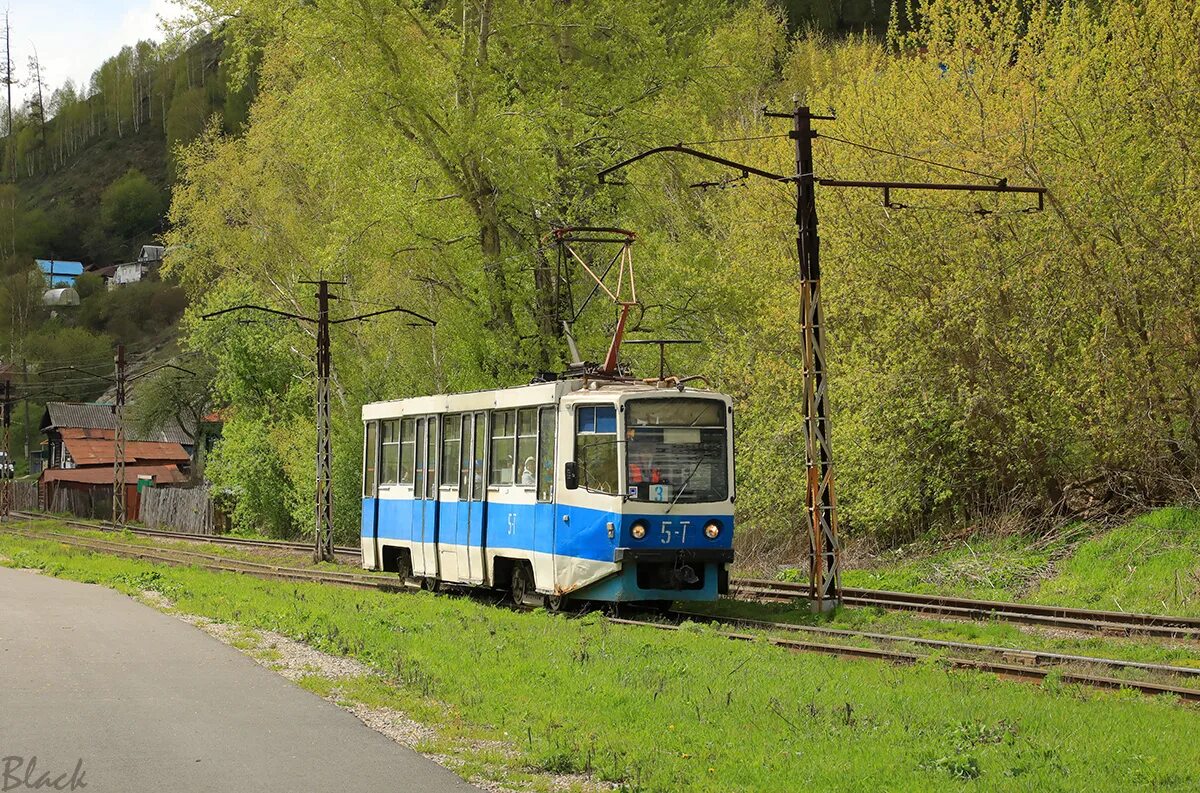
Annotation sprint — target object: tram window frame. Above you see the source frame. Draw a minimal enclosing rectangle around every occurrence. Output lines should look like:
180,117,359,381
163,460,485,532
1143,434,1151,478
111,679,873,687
425,416,438,499
414,418,426,496
516,408,537,489
380,418,400,485
472,412,487,499
441,415,461,489
489,409,517,486
575,404,619,495
536,406,555,502
459,414,473,499
399,417,417,486
363,421,378,497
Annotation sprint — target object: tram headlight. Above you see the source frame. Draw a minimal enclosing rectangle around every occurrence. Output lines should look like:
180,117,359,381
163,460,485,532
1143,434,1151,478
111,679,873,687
704,521,722,540
630,520,648,540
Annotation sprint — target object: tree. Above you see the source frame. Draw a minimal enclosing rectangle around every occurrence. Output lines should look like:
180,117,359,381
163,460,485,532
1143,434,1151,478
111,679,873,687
73,271,104,300
3,12,15,180
128,358,215,478
24,50,46,149
99,168,165,240
165,86,211,151
166,0,782,538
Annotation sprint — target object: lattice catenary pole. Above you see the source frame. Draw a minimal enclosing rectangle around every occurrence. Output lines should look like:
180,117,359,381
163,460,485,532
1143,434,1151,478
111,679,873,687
112,344,127,525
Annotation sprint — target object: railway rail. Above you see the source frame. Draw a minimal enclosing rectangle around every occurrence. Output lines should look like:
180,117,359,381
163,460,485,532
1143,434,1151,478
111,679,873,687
6,510,361,563
5,521,1200,704
730,578,1200,639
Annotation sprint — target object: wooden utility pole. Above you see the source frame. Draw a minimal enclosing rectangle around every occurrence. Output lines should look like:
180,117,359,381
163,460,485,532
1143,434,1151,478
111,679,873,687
597,103,1046,610
203,283,435,562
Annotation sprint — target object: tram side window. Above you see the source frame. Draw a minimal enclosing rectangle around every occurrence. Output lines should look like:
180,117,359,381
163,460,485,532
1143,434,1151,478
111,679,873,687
363,421,378,497
380,419,400,485
425,418,438,499
517,408,537,487
414,419,426,496
537,407,555,502
441,416,461,487
460,415,473,498
490,410,516,485
400,418,417,486
576,405,618,494
473,414,486,498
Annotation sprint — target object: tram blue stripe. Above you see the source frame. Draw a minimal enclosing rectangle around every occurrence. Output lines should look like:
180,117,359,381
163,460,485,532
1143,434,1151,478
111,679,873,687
362,497,733,564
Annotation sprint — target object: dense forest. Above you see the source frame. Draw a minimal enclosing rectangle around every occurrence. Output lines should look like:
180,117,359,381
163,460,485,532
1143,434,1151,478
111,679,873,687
7,0,1200,558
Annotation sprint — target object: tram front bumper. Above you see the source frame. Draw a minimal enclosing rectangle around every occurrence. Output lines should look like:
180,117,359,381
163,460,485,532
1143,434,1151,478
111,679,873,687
572,547,734,600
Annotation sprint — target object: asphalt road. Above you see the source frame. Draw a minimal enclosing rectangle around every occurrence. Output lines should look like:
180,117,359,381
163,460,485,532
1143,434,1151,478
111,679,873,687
0,566,478,792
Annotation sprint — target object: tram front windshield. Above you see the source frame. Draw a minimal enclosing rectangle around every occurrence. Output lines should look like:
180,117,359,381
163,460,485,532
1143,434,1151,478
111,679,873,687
625,399,728,504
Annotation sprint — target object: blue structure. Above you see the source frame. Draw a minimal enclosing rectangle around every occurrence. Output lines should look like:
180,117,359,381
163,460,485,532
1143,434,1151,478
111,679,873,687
361,379,735,607
36,259,85,287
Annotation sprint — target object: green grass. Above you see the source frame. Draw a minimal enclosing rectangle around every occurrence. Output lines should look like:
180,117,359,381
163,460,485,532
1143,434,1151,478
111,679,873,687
830,507,1200,617
685,598,1200,675
840,534,1060,601
1029,507,1200,616
2,530,1199,791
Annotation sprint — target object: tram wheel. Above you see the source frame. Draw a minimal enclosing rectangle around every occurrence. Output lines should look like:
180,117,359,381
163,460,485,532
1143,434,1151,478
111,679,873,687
511,564,535,607
546,593,569,613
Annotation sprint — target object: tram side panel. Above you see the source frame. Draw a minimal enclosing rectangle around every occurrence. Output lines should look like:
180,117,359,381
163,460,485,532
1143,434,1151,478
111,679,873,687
480,403,564,595
376,486,416,570
551,402,622,595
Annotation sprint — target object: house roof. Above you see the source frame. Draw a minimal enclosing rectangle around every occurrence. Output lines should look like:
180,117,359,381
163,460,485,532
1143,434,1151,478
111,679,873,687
61,436,189,466
42,402,195,445
41,464,188,486
36,259,84,276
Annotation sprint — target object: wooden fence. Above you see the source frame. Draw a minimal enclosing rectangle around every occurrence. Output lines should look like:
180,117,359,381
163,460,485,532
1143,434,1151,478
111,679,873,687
49,485,113,521
140,487,219,535
11,481,39,512
8,480,228,536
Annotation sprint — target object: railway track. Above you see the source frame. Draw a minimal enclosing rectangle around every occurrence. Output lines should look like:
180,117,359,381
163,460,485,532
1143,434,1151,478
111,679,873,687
5,522,1200,704
613,617,1200,703
730,578,1200,639
11,509,1200,640
6,510,361,563
669,609,1200,681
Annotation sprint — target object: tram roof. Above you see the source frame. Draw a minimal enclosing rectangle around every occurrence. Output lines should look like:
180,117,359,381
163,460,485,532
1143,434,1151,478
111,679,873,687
361,378,723,420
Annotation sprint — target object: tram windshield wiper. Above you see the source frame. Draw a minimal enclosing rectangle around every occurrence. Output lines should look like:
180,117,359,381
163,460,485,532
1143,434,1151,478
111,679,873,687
665,458,704,514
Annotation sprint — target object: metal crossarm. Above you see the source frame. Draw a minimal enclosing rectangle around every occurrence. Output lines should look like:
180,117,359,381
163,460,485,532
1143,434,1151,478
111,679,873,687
202,283,435,562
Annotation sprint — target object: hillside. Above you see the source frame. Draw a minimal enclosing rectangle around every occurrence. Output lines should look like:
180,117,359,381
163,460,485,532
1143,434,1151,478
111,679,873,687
19,124,170,264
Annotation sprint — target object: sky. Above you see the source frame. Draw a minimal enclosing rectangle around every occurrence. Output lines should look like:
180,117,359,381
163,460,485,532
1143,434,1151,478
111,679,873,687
6,0,188,104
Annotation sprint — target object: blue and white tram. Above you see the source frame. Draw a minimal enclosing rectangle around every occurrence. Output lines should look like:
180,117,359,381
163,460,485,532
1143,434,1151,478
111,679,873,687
360,378,734,606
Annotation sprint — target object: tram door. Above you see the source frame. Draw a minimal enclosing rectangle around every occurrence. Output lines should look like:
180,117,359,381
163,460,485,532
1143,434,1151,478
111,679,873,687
533,406,556,582
454,411,488,584
411,417,439,577
363,420,381,570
